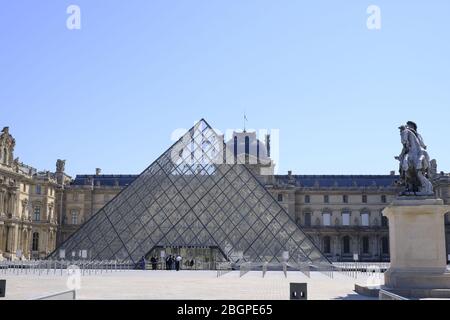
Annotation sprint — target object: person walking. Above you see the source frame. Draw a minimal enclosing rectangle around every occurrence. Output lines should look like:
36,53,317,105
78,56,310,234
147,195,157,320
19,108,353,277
139,256,146,271
151,256,158,270
167,255,173,271
175,255,182,271
165,256,170,270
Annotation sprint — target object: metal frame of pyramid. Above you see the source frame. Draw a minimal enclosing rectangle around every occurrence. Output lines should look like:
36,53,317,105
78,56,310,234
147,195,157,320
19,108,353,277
50,119,329,267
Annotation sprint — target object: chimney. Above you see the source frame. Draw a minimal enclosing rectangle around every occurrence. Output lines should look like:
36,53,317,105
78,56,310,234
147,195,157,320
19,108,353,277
96,168,102,176
390,171,396,176
288,170,292,178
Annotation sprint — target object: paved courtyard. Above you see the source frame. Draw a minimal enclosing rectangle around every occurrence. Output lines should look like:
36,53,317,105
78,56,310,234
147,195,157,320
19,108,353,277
1,270,380,300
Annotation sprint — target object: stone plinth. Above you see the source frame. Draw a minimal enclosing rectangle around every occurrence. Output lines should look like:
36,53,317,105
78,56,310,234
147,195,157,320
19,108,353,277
382,197,450,297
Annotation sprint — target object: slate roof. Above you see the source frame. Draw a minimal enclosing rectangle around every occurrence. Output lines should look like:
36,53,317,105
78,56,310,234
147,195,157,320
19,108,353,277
71,175,138,187
71,174,400,189
273,175,399,188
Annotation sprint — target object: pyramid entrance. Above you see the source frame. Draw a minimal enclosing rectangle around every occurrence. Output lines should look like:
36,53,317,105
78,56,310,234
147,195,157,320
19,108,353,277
50,119,329,270
146,246,227,270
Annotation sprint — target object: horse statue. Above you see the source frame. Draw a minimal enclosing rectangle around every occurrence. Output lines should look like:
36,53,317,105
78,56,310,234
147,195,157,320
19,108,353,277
396,122,434,196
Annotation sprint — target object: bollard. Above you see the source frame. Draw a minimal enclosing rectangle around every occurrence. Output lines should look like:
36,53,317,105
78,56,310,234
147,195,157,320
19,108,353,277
0,279,6,298
290,283,307,300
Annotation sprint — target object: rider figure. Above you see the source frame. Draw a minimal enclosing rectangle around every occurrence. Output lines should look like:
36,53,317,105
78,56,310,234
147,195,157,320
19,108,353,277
406,121,427,150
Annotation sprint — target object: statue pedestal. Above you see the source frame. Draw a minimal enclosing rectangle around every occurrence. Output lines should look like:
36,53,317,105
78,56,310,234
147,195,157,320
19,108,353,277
382,198,450,298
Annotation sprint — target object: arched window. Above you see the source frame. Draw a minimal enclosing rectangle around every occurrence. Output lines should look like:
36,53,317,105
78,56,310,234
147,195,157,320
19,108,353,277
32,232,39,251
343,236,351,254
362,236,370,254
323,236,331,254
382,237,390,255
304,195,311,203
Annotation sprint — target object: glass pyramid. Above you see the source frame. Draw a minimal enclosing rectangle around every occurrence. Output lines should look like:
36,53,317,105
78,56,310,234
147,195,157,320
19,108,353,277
50,119,329,266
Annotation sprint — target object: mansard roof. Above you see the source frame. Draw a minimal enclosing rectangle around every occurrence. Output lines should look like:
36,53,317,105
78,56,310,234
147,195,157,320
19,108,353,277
72,174,400,189
273,175,400,188
71,175,138,187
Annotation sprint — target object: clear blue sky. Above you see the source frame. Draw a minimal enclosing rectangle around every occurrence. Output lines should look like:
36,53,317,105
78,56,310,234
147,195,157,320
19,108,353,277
1,1,449,176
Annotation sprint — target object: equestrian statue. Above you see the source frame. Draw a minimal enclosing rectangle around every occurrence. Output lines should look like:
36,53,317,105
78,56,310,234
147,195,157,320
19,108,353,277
395,121,434,196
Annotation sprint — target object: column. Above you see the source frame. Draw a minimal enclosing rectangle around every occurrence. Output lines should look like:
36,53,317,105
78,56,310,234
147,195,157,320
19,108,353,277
11,193,17,216
334,235,340,260
6,225,11,253
11,224,18,255
0,224,4,255
0,190,4,214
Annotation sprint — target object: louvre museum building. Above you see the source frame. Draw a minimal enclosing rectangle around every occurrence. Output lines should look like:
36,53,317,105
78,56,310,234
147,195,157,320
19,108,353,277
1,120,449,268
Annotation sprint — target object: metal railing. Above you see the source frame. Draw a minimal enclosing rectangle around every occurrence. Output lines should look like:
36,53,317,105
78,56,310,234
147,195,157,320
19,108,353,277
239,262,252,278
216,262,233,278
0,259,136,276
332,262,390,279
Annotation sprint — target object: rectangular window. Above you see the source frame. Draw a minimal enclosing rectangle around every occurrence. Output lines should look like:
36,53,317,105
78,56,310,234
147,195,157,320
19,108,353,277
381,216,389,227
342,212,350,226
362,195,367,203
304,213,311,227
363,237,370,254
34,207,41,221
32,233,39,252
323,213,331,226
361,213,370,227
382,237,389,254
35,185,41,195
304,195,310,204
343,195,349,203
324,195,329,203
381,195,387,203
71,210,78,225
277,194,283,202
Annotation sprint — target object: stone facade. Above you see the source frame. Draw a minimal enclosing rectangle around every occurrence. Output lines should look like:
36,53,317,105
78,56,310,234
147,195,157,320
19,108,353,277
1,127,449,262
263,175,396,262
0,127,58,260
